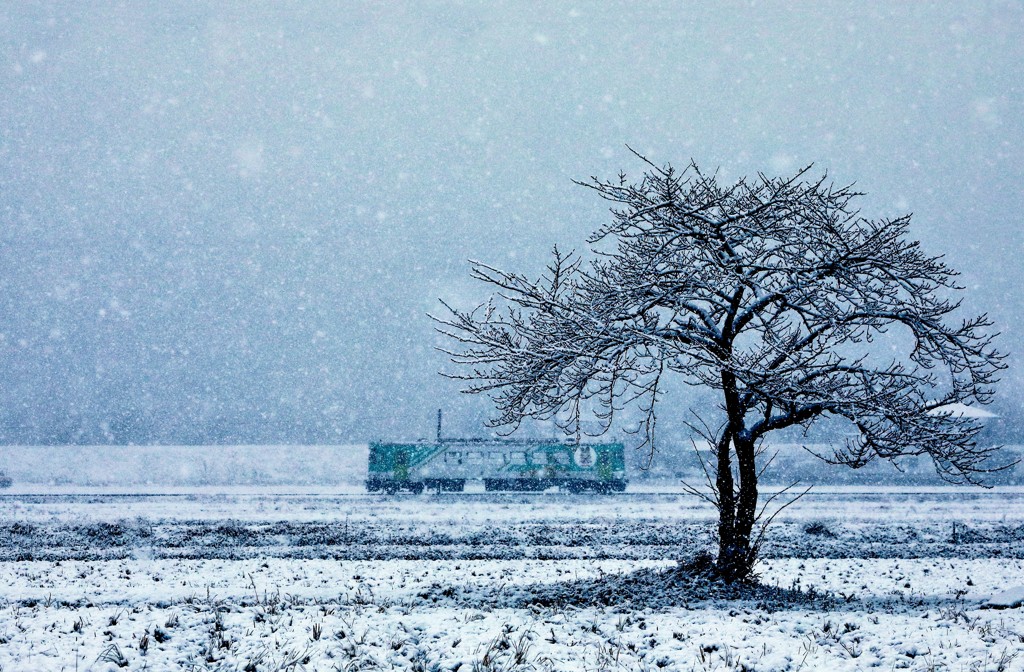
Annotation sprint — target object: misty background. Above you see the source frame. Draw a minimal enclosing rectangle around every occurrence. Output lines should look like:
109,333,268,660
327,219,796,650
1,3,1022,447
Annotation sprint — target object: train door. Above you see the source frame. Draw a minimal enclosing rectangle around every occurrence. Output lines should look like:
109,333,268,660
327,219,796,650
395,449,409,481
597,450,613,481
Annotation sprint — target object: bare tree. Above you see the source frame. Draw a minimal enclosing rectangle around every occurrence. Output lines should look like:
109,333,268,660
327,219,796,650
434,157,1006,582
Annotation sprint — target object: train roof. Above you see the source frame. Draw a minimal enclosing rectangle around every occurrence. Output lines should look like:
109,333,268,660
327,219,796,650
372,438,623,446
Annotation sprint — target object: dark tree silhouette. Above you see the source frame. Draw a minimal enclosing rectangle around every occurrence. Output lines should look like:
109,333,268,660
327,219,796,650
435,157,1006,582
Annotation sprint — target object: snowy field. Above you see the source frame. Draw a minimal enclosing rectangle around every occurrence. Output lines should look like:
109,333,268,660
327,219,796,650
0,488,1022,671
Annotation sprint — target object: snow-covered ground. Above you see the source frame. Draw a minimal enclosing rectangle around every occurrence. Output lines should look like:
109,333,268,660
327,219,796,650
0,489,1022,671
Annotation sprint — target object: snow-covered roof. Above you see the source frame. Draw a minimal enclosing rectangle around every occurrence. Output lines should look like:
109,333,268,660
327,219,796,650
928,402,998,419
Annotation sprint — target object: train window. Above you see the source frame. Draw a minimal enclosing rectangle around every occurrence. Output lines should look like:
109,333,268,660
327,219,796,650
466,451,483,463
445,451,462,463
552,451,570,465
532,452,547,465
509,451,526,464
489,452,504,462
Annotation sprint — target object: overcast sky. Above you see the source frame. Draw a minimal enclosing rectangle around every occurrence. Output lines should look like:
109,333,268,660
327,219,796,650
1,2,1022,444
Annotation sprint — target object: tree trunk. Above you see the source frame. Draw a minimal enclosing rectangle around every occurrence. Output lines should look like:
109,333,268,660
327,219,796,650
714,427,737,578
716,434,758,583
715,370,759,583
716,446,757,581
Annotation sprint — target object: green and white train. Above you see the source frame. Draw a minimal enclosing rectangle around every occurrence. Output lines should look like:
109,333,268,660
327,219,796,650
366,438,627,494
